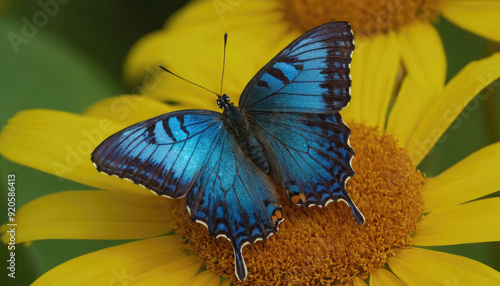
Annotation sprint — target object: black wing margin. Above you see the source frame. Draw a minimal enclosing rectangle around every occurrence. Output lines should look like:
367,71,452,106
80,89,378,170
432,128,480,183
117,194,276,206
239,22,354,113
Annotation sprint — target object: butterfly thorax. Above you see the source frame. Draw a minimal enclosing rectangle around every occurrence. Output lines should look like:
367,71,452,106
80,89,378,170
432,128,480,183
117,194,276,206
223,104,271,175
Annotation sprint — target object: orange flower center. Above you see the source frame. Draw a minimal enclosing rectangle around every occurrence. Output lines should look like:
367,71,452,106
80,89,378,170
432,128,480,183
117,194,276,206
170,122,425,285
281,0,442,37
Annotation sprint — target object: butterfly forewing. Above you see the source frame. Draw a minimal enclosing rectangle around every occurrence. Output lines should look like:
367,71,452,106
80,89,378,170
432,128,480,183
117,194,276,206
91,110,223,198
239,21,354,113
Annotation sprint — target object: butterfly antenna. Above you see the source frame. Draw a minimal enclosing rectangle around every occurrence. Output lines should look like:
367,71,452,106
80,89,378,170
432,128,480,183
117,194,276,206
220,32,228,97
157,65,220,97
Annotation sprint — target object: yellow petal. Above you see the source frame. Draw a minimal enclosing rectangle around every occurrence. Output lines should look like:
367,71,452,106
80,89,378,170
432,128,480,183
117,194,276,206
124,29,173,85
0,109,147,194
413,197,500,246
124,0,297,107
441,1,500,42
165,0,282,30
1,190,171,243
387,22,446,146
398,22,446,95
386,77,427,149
404,52,500,166
351,277,368,286
370,268,407,286
124,28,221,110
343,32,400,128
124,255,201,285
388,248,500,285
85,95,189,126
219,279,232,286
183,271,221,286
32,236,202,286
421,142,500,211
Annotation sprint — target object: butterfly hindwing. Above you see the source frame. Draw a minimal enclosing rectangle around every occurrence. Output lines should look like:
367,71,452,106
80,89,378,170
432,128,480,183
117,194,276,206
91,110,283,281
240,21,354,113
252,112,364,224
185,129,282,281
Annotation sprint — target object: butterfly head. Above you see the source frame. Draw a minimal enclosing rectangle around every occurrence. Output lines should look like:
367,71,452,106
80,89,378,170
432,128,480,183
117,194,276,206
217,94,233,109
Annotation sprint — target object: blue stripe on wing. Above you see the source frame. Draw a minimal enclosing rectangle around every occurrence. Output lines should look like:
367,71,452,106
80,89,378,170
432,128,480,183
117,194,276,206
239,21,354,113
91,110,223,198
252,111,365,225
185,128,283,282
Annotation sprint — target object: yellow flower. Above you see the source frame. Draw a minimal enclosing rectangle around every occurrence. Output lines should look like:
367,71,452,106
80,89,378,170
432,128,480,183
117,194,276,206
2,28,500,284
2,2,500,284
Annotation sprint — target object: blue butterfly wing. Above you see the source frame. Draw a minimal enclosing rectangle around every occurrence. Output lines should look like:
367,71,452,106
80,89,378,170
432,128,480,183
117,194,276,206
91,110,282,281
239,22,364,224
252,112,364,224
91,110,222,198
185,129,282,281
239,21,353,113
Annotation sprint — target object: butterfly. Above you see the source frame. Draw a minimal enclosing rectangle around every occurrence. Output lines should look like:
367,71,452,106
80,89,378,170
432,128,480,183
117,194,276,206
91,21,365,281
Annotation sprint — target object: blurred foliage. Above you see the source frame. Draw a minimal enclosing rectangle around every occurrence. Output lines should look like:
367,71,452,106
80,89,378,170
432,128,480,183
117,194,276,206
0,0,498,285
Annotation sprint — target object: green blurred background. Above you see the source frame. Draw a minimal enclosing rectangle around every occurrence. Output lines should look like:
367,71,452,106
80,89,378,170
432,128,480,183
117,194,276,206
0,0,498,285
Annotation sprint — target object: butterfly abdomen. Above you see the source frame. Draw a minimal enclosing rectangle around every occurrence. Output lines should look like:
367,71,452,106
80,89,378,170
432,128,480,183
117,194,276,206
224,105,271,174
239,135,270,174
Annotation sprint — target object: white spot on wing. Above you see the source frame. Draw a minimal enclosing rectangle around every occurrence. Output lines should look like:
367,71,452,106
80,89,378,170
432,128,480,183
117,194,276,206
194,219,208,229
216,233,230,242
345,176,351,186
266,232,275,239
324,199,334,206
337,198,349,206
